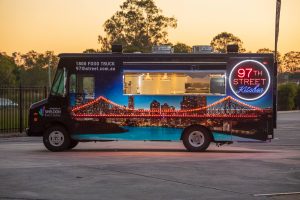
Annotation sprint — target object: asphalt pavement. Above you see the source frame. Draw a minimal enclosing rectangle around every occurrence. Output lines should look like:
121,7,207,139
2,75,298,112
0,112,299,200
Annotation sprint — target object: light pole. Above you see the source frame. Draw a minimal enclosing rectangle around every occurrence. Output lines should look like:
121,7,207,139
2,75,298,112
274,0,281,129
48,58,52,89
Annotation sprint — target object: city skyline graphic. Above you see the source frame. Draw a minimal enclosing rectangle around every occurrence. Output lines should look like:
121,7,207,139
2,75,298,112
72,95,264,118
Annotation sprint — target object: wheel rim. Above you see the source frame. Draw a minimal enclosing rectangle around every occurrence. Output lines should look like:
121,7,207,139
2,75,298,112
49,131,64,147
188,131,205,147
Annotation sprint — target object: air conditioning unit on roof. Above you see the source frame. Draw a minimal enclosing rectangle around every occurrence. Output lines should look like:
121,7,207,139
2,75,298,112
192,45,213,53
152,45,174,54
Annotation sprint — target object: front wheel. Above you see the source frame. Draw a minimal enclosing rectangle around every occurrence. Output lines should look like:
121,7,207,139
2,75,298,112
182,127,211,152
43,126,71,152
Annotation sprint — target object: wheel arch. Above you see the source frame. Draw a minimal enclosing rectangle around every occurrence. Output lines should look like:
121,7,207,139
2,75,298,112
44,120,70,134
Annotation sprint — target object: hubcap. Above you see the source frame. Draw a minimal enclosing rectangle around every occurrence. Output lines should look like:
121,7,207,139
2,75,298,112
188,131,205,147
49,131,64,147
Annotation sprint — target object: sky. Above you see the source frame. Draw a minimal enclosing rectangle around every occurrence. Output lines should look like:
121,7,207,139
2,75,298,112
0,0,299,55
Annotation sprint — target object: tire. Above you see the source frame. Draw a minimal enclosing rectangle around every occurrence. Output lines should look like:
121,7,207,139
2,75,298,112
68,139,79,149
43,126,71,152
182,126,211,152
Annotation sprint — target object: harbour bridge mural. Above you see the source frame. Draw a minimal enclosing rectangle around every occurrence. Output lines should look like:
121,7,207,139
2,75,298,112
72,96,267,119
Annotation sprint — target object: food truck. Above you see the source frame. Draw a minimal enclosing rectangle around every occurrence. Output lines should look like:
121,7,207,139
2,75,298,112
27,45,276,152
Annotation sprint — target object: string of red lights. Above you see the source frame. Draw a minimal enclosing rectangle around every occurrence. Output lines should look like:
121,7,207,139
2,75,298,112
72,95,263,114
73,113,258,118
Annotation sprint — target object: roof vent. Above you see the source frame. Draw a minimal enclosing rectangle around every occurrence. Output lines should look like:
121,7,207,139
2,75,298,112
152,45,174,53
227,44,239,53
192,45,213,53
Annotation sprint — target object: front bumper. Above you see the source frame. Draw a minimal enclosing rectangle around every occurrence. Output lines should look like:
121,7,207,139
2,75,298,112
26,128,42,136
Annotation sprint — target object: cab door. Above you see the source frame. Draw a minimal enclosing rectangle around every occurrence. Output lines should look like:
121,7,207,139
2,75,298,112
68,72,103,135
41,67,71,128
48,68,68,107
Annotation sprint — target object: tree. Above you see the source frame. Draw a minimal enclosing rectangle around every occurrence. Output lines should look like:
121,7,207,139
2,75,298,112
0,53,18,86
173,43,191,53
210,32,245,53
14,51,58,86
256,48,283,72
256,48,281,61
98,0,177,52
282,51,300,72
278,83,297,110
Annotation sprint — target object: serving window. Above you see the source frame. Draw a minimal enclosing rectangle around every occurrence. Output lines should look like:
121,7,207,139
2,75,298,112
123,70,226,95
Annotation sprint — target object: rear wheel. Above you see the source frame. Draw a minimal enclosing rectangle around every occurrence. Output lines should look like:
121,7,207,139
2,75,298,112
43,126,70,152
182,126,211,152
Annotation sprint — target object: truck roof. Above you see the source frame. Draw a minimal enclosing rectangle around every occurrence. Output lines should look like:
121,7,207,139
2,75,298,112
58,53,274,69
58,52,273,59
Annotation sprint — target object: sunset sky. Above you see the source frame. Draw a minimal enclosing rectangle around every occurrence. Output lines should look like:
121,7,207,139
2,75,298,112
0,0,299,54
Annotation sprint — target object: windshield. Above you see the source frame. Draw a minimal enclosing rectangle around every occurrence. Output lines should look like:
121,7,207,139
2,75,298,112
50,68,67,97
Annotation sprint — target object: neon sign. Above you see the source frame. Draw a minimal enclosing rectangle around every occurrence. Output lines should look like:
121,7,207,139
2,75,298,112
229,60,270,101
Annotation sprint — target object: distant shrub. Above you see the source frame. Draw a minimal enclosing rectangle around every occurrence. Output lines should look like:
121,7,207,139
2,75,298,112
278,83,297,110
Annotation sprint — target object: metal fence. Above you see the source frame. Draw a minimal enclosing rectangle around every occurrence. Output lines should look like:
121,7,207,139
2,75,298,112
0,86,47,133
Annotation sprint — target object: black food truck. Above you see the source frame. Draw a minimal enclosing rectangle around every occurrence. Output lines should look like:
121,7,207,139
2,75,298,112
27,45,276,152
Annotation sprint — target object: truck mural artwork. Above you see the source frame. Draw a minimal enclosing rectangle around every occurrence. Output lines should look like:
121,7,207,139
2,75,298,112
26,45,276,152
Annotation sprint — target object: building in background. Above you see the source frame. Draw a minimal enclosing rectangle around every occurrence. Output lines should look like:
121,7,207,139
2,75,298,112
128,96,134,109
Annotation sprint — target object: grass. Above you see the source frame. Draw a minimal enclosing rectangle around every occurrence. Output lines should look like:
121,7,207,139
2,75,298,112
0,107,29,133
